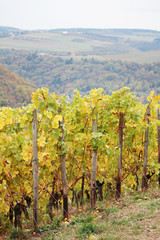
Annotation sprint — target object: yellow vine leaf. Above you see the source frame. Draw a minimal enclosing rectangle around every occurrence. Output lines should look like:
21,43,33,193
0,118,5,130
37,136,46,147
147,90,154,102
44,110,52,119
51,115,62,128
152,95,160,104
0,166,3,174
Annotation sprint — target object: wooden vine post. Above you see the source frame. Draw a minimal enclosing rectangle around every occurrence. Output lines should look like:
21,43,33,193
142,106,150,191
157,108,160,187
116,112,124,198
47,177,56,221
59,116,68,220
91,115,98,208
32,109,39,231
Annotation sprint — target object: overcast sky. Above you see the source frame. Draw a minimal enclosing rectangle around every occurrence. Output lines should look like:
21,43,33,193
0,0,160,31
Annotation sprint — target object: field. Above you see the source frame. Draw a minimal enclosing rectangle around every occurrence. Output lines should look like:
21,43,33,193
0,32,93,52
0,29,160,63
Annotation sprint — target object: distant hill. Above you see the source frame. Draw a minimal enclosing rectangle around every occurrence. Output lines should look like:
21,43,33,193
0,26,21,33
0,64,37,107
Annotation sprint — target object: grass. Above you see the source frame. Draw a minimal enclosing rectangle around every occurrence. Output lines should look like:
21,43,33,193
9,229,27,240
69,214,94,225
78,222,97,238
1,188,160,239
39,216,63,232
105,207,119,214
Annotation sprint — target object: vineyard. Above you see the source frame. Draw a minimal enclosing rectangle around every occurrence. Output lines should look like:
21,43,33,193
1,87,160,236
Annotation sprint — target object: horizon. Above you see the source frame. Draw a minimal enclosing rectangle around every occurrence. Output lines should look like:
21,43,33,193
1,25,160,32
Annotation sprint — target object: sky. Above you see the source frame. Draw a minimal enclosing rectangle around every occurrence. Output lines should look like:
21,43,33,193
0,0,160,31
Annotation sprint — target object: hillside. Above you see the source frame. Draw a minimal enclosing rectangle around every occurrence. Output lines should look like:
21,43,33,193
0,64,37,107
0,50,160,102
0,28,160,63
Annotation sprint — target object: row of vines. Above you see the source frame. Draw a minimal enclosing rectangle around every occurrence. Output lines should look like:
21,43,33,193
0,87,160,228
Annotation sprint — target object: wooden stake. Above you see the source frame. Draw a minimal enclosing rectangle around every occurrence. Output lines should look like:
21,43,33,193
91,116,98,208
157,108,160,187
142,106,150,191
59,117,68,220
116,112,124,198
32,109,38,231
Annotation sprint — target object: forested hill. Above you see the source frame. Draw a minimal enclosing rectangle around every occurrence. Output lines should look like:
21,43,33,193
0,50,160,102
0,64,37,107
